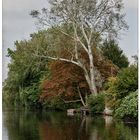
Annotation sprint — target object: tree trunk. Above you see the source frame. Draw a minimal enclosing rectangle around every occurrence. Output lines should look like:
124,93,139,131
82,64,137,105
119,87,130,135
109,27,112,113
88,46,97,95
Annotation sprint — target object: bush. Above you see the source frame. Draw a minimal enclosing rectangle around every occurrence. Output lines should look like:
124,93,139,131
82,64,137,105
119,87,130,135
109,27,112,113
116,65,138,98
115,91,138,120
88,93,105,114
104,65,138,110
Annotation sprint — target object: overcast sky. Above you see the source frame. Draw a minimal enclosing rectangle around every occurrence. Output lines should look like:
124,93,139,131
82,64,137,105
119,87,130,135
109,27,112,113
2,0,138,81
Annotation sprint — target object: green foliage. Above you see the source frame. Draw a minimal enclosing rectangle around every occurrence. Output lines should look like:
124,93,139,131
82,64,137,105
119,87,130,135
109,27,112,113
104,65,138,120
104,77,118,93
104,77,119,109
115,91,138,120
88,93,105,114
42,97,81,111
42,97,66,110
3,31,49,107
101,39,129,69
105,65,138,109
19,83,41,108
116,65,138,98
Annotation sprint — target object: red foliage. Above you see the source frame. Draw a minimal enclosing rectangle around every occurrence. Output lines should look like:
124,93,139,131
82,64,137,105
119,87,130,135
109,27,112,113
40,49,118,101
40,61,88,101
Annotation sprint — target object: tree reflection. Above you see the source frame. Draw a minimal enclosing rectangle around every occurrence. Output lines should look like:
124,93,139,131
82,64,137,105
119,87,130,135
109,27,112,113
39,112,90,140
3,109,138,140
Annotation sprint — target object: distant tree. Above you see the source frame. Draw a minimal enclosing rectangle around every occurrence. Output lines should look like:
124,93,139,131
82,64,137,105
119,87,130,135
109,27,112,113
101,39,129,68
31,0,128,95
132,55,138,65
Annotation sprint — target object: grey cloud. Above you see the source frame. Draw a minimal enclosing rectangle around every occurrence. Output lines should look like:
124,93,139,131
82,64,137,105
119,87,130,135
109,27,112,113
3,0,48,12
123,0,138,9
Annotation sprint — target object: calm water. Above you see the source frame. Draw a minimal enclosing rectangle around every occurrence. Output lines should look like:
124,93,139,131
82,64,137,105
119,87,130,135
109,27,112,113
2,108,138,140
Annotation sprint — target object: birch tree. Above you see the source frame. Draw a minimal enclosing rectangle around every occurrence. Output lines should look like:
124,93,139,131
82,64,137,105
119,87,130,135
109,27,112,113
31,0,128,95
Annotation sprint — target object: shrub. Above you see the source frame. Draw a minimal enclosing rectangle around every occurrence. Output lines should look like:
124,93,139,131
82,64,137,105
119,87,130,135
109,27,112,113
104,65,138,109
88,93,105,114
104,77,118,109
115,90,138,120
116,65,138,98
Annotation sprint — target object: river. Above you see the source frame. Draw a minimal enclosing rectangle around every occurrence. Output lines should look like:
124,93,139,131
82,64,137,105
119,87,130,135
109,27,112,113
2,108,138,140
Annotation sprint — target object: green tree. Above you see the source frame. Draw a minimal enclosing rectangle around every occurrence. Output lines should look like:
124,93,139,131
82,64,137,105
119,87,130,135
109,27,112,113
101,39,129,68
3,31,49,107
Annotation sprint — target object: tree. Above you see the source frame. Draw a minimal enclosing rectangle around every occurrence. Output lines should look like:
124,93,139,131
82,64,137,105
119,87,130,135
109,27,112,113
40,48,118,107
132,55,138,65
3,31,49,106
116,65,138,98
101,39,129,68
31,0,128,95
40,61,89,107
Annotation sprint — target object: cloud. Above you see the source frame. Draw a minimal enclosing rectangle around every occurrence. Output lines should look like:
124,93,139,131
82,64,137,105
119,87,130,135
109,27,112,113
2,0,138,80
123,0,138,9
3,0,48,12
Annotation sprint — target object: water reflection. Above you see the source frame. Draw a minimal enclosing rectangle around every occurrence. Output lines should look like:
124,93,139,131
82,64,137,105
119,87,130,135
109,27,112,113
3,109,138,140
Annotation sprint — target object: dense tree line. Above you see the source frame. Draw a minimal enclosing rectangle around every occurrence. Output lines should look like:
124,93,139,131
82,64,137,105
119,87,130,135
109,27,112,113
3,28,118,107
3,27,135,111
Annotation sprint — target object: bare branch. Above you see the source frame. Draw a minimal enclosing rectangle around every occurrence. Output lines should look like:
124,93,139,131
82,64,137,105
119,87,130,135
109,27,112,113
60,97,81,103
34,54,81,66
73,24,89,53
54,26,89,53
73,23,79,60
81,24,89,45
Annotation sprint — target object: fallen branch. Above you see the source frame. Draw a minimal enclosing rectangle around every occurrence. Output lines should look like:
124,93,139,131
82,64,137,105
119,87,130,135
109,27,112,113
59,97,81,104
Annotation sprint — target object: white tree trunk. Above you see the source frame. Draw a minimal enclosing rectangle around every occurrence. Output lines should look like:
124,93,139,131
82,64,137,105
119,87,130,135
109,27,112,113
88,47,97,95
80,23,98,95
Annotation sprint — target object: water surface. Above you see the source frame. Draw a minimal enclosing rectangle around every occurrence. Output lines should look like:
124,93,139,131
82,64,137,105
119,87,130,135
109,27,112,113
2,108,138,140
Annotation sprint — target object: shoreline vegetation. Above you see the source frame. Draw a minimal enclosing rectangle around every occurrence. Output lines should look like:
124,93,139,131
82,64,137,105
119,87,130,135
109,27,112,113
2,30,138,122
3,0,138,123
